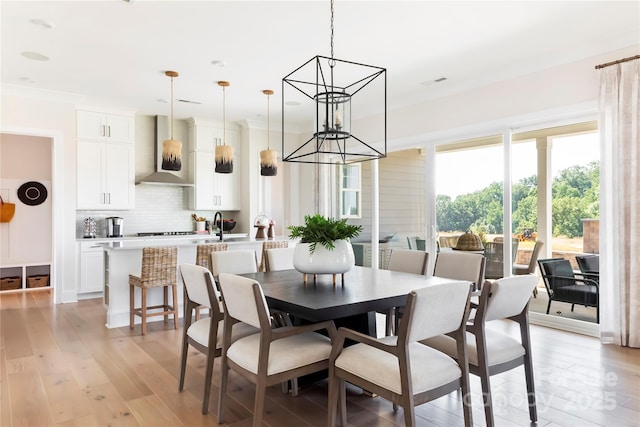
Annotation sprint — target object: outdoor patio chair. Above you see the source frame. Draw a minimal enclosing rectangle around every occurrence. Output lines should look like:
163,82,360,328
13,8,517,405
514,241,544,297
484,240,518,279
576,254,599,279
537,258,599,322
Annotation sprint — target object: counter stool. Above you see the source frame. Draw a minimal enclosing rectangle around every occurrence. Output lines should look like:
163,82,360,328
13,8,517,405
129,246,179,335
196,242,228,272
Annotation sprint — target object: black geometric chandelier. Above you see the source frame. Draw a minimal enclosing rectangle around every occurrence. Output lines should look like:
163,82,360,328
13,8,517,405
281,0,386,165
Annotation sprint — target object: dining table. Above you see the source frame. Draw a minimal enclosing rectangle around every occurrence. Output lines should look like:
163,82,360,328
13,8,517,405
240,265,469,336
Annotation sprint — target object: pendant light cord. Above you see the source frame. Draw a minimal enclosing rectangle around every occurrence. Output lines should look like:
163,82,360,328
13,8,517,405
222,85,226,146
267,92,271,150
330,0,334,60
169,75,174,139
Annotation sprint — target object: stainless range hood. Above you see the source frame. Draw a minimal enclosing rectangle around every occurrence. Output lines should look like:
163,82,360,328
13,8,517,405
136,115,194,186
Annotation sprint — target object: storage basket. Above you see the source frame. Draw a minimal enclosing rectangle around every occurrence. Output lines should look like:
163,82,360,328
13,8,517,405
27,274,49,288
1,276,21,291
0,195,15,223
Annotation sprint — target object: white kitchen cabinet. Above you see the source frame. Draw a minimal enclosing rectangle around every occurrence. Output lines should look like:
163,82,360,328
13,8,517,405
77,140,135,209
188,123,241,211
76,110,133,143
78,242,104,295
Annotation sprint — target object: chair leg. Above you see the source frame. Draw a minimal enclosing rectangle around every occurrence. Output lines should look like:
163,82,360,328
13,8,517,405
546,299,552,315
327,373,339,427
163,286,169,323
172,285,179,330
479,368,494,427
339,379,346,426
217,356,229,424
253,381,266,427
141,287,147,335
178,338,188,392
129,284,135,329
202,349,215,415
523,354,537,422
571,303,575,312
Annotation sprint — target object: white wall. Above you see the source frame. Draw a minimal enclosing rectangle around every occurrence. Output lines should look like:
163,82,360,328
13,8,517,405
0,134,52,265
1,45,637,301
0,92,77,303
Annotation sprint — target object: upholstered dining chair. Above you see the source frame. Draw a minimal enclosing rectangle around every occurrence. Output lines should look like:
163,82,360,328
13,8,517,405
265,247,296,271
129,246,179,335
178,264,258,414
259,240,289,272
328,281,473,427
422,274,539,427
192,243,228,319
209,250,258,282
433,250,486,291
384,248,430,335
217,273,337,427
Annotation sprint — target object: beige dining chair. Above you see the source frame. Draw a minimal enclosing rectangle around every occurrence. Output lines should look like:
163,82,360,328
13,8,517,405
209,250,258,282
178,264,258,414
259,240,289,272
433,250,486,290
193,243,228,319
384,248,430,335
265,247,296,272
422,274,539,427
217,273,337,427
328,281,473,427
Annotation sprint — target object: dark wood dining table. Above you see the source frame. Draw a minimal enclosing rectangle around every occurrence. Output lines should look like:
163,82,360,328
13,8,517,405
240,266,465,336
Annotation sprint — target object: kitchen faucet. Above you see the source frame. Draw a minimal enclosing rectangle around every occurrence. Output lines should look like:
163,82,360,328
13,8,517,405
213,211,223,241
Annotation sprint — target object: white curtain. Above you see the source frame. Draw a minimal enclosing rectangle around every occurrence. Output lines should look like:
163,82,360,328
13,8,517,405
598,58,640,347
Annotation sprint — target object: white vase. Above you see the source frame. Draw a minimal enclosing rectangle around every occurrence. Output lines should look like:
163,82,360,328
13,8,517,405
293,239,355,274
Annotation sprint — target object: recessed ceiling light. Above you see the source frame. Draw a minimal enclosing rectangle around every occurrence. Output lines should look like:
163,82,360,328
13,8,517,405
21,51,49,61
158,98,169,103
29,18,55,29
285,101,301,107
420,77,448,86
19,77,37,84
211,60,226,68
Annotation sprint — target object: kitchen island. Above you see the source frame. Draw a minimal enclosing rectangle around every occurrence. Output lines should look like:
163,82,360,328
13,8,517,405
98,235,293,328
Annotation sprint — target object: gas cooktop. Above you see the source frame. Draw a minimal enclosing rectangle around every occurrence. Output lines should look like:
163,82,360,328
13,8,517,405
137,231,197,237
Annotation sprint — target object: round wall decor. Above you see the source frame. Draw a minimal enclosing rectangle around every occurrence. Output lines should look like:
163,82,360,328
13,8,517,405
17,181,48,206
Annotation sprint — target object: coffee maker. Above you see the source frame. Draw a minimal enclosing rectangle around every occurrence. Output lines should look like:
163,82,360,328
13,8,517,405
106,217,124,238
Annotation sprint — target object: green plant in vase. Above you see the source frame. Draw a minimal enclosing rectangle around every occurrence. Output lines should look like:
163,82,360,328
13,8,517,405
288,214,362,254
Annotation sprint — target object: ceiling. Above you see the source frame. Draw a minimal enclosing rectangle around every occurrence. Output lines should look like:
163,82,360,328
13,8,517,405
2,1,639,127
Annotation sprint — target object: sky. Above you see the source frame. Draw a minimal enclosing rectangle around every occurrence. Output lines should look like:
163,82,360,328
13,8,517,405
435,132,599,199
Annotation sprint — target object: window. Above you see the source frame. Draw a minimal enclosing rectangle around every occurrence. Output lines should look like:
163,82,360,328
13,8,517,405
340,164,361,218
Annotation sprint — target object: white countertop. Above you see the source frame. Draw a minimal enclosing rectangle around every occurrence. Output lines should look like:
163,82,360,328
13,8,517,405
92,234,293,251
77,232,250,243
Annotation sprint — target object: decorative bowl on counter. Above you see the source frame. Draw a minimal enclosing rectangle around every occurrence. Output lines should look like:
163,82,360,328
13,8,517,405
216,219,237,232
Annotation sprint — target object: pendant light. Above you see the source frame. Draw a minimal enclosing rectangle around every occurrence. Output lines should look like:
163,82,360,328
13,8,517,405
281,0,386,164
215,81,233,174
162,70,182,171
260,89,277,176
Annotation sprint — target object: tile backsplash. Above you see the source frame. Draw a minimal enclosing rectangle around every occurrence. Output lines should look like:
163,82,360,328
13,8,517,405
76,185,236,238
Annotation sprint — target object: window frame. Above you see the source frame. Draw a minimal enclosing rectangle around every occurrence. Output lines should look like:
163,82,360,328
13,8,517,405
339,163,361,219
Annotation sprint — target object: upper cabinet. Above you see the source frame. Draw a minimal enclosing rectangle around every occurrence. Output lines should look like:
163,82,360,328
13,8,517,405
187,121,241,211
76,110,135,210
76,110,134,143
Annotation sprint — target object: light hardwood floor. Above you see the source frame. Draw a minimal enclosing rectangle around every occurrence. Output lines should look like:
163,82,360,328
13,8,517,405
1,290,638,427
